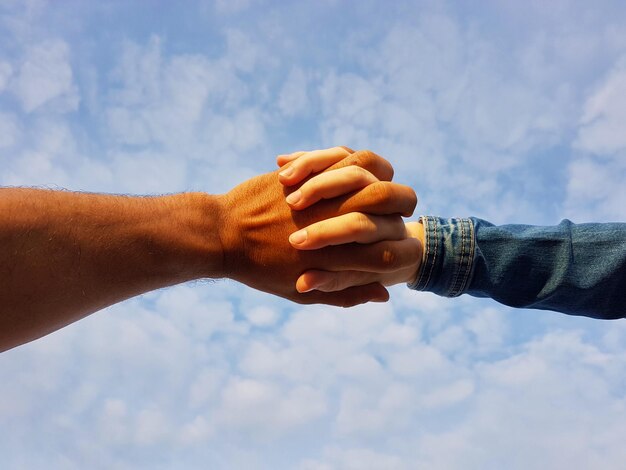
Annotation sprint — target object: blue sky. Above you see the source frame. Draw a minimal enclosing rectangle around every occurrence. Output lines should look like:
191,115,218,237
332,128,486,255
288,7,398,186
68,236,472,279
1,0,626,468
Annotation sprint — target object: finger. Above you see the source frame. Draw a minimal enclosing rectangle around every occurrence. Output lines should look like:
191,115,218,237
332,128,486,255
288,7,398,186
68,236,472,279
276,151,307,167
278,146,353,185
277,146,356,169
289,213,406,250
318,238,421,273
314,181,418,218
286,165,379,210
296,270,381,293
295,282,389,307
325,149,394,182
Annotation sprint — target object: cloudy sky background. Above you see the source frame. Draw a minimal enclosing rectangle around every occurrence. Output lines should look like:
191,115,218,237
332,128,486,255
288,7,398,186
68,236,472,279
1,0,626,468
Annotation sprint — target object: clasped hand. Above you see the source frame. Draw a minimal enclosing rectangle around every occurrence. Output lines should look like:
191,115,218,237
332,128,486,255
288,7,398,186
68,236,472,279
219,147,422,307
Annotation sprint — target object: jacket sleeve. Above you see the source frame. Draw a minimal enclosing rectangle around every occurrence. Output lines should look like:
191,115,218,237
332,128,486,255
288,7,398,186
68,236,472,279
408,216,626,319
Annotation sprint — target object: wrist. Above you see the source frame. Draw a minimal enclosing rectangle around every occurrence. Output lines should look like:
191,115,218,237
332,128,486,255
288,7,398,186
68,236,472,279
161,192,225,281
405,220,425,284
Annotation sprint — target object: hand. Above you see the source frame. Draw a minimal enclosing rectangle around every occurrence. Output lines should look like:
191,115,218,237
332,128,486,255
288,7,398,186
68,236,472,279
218,149,419,307
276,147,424,294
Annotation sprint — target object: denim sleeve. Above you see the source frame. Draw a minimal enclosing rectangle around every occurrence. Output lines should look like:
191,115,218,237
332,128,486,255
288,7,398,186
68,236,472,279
408,216,626,319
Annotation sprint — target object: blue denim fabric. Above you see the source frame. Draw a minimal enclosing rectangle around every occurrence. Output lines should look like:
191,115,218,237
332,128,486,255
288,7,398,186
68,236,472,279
409,216,626,319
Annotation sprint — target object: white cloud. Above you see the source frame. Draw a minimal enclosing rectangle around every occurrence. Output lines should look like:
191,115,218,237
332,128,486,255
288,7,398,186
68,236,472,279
107,150,189,194
564,155,626,221
0,60,13,92
564,55,626,221
323,16,570,167
188,367,224,409
463,307,508,353
216,378,327,434
0,111,20,148
335,382,416,437
134,408,169,445
243,305,281,327
1,149,71,188
178,415,214,445
1,118,78,187
299,447,408,470
418,378,474,409
576,56,626,155
100,35,272,199
215,0,253,15
223,29,267,73
11,39,79,113
414,330,626,470
155,285,245,339
278,67,310,117
98,399,130,445
385,343,449,378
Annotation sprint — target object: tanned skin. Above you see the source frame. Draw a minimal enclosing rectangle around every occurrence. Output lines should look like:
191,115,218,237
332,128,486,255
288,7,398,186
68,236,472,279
0,150,420,352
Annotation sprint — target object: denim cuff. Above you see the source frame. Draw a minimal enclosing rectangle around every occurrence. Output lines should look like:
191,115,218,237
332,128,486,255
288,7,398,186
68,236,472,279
408,216,476,297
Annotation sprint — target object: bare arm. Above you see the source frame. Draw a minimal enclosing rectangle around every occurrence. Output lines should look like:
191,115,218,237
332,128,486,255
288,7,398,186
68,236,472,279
0,188,223,351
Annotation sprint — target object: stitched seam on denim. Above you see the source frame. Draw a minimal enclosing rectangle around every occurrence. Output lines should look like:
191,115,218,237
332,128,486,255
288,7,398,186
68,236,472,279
409,216,430,290
422,216,438,290
449,218,466,297
457,218,476,295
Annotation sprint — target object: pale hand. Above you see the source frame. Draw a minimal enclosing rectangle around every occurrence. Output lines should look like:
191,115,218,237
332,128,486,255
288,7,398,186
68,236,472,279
276,147,424,293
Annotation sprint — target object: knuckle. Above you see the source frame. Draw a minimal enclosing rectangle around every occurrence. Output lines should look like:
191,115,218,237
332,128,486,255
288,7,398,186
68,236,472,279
377,245,402,271
358,150,394,181
343,149,374,171
349,212,371,235
389,215,405,233
405,186,418,215
355,149,376,168
392,214,404,225
306,223,321,244
322,275,343,292
299,153,319,172
349,164,368,183
299,180,316,200
333,146,351,156
298,158,313,174
369,181,393,203
288,159,303,176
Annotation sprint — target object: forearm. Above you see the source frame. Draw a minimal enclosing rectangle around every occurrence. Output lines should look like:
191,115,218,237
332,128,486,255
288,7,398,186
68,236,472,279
468,218,626,318
0,188,224,351
410,216,626,319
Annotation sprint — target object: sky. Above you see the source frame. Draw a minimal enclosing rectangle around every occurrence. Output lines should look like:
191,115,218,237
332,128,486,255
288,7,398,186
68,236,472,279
1,0,626,468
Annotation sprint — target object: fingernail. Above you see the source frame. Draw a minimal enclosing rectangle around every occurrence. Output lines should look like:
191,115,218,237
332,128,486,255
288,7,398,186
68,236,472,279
289,229,307,245
279,167,294,178
286,190,301,205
